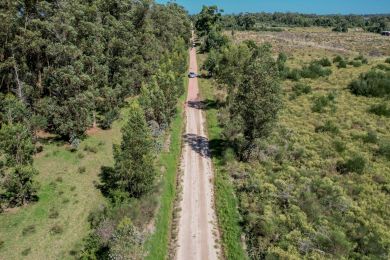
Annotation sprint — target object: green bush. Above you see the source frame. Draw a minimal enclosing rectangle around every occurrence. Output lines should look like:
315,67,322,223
312,93,336,113
291,83,312,98
21,248,31,256
49,208,59,219
369,103,390,117
334,140,346,153
375,64,390,71
301,62,332,79
315,120,340,134
287,68,301,81
50,224,64,235
78,166,86,174
354,55,368,64
337,155,366,174
316,58,332,67
378,141,390,159
333,55,344,63
22,225,36,236
349,70,390,97
363,131,378,143
385,57,390,64
337,59,347,68
349,60,362,67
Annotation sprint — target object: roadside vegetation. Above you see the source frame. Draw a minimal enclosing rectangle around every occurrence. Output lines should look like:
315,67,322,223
1,0,190,258
196,6,390,259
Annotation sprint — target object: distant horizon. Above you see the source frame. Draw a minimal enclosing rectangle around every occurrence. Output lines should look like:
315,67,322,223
156,0,390,15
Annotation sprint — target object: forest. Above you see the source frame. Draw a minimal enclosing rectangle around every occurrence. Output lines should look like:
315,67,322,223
1,0,191,258
195,5,390,259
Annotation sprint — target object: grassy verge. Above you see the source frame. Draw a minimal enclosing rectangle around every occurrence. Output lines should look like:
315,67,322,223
197,54,247,259
0,120,122,259
144,76,187,260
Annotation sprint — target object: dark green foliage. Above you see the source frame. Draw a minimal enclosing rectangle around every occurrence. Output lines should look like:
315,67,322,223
349,70,390,97
286,68,301,81
291,83,312,99
349,60,362,67
224,44,282,158
50,224,64,235
195,5,223,36
2,166,38,206
378,141,390,159
338,59,348,68
22,225,36,236
385,57,390,64
354,55,368,64
21,248,31,256
333,55,344,63
315,120,340,134
315,58,332,67
334,140,346,153
311,92,337,113
103,102,156,198
0,123,34,166
0,0,191,139
332,23,349,32
363,131,378,143
369,103,390,117
337,155,366,174
301,61,332,79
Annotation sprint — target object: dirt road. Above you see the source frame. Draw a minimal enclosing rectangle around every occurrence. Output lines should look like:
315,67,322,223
175,45,220,259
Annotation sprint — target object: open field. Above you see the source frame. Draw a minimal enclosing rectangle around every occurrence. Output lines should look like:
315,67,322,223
229,27,390,57
0,121,121,259
206,29,390,258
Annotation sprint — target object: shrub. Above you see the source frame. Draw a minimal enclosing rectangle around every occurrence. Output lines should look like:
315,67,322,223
301,62,332,79
49,208,59,219
316,58,332,67
77,152,85,159
363,131,378,143
333,55,344,63
354,55,368,64
315,120,340,134
334,140,346,153
375,64,390,71
385,57,390,64
312,93,336,113
369,103,390,117
22,225,36,236
291,83,312,99
287,68,301,81
84,144,98,153
349,60,362,67
349,70,390,97
78,166,86,174
55,176,63,182
50,224,64,235
378,141,390,159
337,155,366,174
337,59,347,68
21,248,31,256
0,239,4,249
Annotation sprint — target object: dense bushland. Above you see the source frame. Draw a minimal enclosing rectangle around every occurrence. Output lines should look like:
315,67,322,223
220,12,390,33
199,6,390,259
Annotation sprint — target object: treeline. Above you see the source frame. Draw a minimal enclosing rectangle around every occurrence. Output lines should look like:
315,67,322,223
196,6,282,159
221,12,390,33
0,0,190,211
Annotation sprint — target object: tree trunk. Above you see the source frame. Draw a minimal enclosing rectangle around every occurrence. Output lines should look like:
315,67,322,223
12,55,24,101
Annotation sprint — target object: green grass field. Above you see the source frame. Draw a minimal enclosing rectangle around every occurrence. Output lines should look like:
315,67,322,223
0,79,187,259
0,119,122,259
